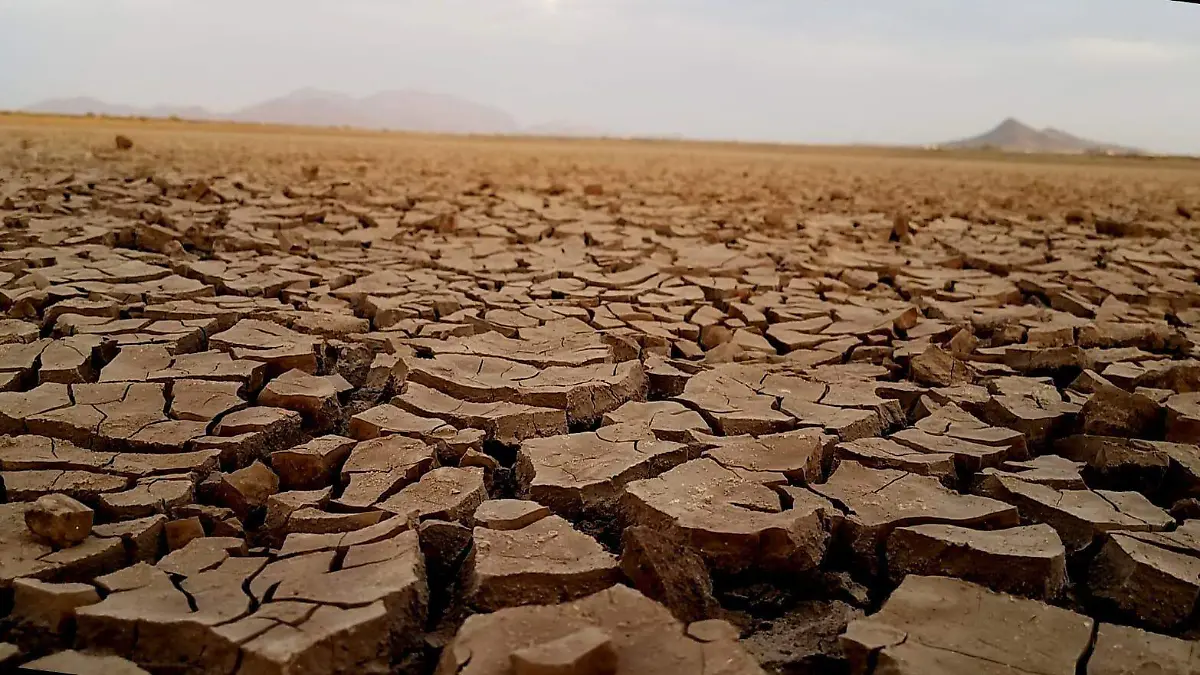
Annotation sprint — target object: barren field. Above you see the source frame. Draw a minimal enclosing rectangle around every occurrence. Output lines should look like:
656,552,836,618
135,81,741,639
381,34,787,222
3,114,1200,675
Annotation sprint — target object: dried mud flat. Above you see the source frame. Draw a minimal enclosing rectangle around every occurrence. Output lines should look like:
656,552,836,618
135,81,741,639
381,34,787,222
2,115,1200,675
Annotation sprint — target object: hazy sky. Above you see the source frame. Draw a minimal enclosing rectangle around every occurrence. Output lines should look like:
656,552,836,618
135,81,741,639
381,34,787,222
2,0,1199,152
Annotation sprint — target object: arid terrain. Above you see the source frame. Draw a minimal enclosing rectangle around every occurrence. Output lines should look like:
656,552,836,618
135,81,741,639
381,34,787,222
2,113,1200,675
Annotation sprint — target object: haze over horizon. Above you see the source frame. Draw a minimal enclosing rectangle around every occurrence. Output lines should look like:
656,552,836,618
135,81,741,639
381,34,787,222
2,0,1198,153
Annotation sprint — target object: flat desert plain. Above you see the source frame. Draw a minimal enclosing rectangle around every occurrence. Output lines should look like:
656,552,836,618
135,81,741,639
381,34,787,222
2,114,1200,675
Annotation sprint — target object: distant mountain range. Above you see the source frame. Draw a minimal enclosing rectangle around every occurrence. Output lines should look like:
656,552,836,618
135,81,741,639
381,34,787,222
18,97,1151,154
939,118,1141,155
23,89,600,137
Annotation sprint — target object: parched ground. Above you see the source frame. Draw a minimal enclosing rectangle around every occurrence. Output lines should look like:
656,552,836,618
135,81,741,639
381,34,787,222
2,113,1200,674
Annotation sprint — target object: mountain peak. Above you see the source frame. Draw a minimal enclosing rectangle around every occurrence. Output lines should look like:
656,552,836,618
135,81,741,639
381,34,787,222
941,118,1137,155
994,117,1034,132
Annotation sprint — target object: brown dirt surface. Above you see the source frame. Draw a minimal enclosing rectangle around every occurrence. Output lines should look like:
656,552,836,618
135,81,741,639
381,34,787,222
1,113,1200,674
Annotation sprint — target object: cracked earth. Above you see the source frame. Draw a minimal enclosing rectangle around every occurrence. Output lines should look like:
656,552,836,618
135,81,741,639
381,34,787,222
2,115,1200,674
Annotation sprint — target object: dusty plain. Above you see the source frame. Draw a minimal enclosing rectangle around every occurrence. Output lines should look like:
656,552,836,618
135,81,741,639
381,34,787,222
2,113,1200,674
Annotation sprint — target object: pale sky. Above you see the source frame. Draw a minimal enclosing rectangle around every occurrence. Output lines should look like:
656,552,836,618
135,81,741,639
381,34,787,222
2,0,1198,152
